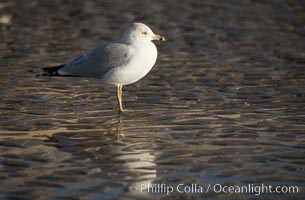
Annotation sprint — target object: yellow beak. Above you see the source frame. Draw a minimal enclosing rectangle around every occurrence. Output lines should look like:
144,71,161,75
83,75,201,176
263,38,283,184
152,34,166,41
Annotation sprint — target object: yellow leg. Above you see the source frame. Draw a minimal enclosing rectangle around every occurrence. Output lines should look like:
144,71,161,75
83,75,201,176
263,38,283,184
117,85,124,113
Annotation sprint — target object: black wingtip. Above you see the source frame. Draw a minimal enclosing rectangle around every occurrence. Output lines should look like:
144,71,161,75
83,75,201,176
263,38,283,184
42,64,65,76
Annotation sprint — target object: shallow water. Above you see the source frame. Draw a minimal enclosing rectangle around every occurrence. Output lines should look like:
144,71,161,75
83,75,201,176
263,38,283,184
1,0,305,199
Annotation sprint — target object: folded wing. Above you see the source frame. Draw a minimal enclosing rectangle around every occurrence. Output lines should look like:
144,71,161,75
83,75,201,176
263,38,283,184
57,42,133,79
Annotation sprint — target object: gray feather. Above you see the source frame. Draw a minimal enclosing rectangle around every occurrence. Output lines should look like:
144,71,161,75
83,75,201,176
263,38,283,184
59,42,132,78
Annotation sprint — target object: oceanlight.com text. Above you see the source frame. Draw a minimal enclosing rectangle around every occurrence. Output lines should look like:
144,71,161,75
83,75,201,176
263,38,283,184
129,183,299,196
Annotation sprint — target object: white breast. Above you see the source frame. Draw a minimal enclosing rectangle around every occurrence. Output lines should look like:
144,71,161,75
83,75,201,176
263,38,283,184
103,42,158,86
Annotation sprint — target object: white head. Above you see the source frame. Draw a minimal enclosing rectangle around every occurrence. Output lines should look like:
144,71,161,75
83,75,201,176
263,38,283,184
122,23,165,44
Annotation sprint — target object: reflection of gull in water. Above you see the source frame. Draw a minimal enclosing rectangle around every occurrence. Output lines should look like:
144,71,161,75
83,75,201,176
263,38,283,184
43,23,165,113
113,117,157,198
114,144,157,198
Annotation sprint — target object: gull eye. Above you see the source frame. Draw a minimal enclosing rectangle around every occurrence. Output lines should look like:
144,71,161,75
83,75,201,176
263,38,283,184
142,31,148,35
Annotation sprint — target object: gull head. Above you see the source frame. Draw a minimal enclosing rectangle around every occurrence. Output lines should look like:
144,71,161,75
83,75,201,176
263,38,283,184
122,23,166,44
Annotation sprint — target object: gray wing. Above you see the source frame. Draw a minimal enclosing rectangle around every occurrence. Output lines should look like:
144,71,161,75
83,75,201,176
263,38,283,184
58,42,133,78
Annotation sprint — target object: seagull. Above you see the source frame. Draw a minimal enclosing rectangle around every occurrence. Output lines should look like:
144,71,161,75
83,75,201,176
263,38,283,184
43,23,165,113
